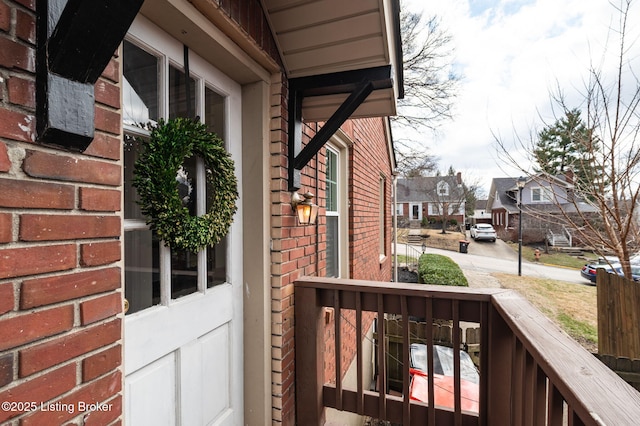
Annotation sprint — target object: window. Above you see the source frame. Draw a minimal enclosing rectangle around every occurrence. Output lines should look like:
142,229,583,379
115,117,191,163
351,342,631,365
437,181,449,196
326,147,339,278
379,176,386,258
531,187,552,203
123,37,229,314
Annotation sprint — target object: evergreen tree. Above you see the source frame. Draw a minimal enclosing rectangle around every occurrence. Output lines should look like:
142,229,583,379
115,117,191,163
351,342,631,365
533,108,601,196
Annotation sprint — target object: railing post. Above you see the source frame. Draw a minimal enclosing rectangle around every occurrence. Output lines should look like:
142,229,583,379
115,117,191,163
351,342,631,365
487,303,512,424
295,285,325,425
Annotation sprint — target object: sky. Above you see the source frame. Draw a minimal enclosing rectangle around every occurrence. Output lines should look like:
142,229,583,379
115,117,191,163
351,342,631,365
399,0,640,196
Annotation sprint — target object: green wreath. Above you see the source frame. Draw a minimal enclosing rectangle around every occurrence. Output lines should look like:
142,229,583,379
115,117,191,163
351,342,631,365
133,118,238,252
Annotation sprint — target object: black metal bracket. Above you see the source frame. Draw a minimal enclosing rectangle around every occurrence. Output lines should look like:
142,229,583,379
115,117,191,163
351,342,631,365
36,0,143,151
287,66,394,190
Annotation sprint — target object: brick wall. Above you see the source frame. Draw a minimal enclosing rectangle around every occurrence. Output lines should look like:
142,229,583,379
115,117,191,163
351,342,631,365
269,78,395,422
323,117,393,385
0,1,123,424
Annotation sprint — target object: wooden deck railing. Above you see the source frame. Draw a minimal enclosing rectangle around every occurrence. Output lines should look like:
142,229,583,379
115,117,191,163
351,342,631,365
295,277,640,425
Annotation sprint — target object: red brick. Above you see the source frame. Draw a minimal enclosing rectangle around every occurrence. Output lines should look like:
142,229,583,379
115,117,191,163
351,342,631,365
95,105,121,135
0,282,14,314
0,142,10,171
84,395,121,426
84,132,121,160
0,178,74,209
81,292,121,325
20,214,120,241
80,187,121,212
95,78,120,109
19,319,121,376
22,150,121,186
0,353,12,387
0,244,76,279
15,9,35,44
7,75,35,108
0,305,73,351
0,108,35,142
0,212,11,243
0,364,76,424
82,345,121,382
101,56,120,83
80,241,121,266
21,370,121,426
0,36,35,72
20,267,121,309
0,2,9,32
14,0,35,11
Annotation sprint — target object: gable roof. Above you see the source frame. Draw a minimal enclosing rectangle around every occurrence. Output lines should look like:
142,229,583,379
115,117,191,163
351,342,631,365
487,175,597,214
397,176,464,203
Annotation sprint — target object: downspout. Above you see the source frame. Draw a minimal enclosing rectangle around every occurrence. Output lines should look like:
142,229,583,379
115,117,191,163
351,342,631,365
316,122,320,276
393,173,398,282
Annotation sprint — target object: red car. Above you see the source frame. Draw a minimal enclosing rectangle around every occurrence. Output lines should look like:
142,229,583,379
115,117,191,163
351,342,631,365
408,344,480,414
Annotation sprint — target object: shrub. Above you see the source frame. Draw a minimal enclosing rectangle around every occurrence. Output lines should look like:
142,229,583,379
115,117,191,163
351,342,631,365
418,253,468,287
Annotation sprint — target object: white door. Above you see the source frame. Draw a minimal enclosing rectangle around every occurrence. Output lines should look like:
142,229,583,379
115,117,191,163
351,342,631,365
122,17,243,425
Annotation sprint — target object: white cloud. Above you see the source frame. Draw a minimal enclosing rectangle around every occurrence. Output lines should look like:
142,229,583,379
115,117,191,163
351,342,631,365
398,0,640,194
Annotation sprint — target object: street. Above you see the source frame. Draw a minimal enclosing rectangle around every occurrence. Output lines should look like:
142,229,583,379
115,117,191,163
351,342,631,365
394,239,587,286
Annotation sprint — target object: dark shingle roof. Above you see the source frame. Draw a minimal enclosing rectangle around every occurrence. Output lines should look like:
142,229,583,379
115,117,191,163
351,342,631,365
397,176,464,202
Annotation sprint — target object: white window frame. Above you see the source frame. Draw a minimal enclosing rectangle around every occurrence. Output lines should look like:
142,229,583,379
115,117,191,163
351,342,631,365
325,138,349,279
437,180,450,196
379,175,386,260
531,187,552,203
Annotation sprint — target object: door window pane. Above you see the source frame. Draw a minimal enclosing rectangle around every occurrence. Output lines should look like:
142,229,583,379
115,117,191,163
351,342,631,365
169,64,196,119
205,87,225,136
123,41,159,126
205,87,227,287
171,155,198,299
125,229,160,314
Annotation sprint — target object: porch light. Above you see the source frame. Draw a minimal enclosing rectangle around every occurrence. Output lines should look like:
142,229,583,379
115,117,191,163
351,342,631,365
291,191,318,225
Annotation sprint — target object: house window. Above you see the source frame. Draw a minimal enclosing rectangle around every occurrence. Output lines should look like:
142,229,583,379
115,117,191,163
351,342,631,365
437,181,449,196
326,147,340,278
379,176,386,259
429,203,440,216
531,187,552,202
395,203,403,216
122,38,228,314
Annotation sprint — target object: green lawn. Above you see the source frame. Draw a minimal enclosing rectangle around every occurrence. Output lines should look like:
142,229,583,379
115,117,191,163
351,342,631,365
507,243,595,269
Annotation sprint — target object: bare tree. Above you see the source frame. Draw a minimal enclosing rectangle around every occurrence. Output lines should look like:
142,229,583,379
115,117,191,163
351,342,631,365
394,1,461,177
496,0,640,278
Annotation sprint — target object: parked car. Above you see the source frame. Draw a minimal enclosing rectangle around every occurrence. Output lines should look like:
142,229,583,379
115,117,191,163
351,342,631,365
408,343,479,414
596,253,640,265
580,262,640,284
469,224,497,242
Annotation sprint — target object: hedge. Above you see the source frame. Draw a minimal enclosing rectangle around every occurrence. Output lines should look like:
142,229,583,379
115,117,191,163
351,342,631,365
418,253,468,287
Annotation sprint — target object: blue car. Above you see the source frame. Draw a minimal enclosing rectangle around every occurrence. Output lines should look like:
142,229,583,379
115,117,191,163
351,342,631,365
581,263,640,284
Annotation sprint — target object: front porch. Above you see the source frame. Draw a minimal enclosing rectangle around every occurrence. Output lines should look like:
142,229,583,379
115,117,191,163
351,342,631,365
295,277,640,425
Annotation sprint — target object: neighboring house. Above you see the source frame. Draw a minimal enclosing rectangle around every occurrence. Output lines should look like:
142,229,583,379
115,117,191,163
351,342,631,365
396,174,466,227
486,173,597,244
0,1,402,426
470,199,492,225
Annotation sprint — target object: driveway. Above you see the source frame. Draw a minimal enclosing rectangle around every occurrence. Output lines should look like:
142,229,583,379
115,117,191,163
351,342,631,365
464,233,518,260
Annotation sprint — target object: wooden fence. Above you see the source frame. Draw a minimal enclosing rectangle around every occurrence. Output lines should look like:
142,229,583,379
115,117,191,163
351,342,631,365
597,269,640,359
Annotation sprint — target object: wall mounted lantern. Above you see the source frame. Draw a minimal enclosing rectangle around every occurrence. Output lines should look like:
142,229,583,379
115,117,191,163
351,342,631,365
291,191,318,225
